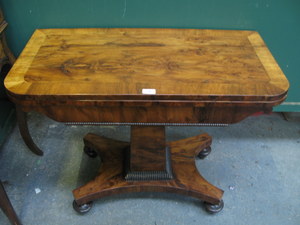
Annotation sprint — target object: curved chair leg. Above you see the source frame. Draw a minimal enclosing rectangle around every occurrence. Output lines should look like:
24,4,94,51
16,106,43,156
0,181,22,225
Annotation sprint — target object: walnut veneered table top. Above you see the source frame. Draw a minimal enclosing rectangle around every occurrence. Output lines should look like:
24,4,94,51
5,28,288,103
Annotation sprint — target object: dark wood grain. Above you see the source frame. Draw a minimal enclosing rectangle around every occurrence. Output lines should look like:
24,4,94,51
12,101,275,125
2,28,289,212
16,106,43,156
130,126,166,171
5,28,288,103
0,8,15,68
0,181,22,225
4,28,288,125
0,11,21,223
73,131,222,206
0,7,15,100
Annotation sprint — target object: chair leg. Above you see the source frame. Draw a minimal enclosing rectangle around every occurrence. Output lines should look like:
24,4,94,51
0,181,22,225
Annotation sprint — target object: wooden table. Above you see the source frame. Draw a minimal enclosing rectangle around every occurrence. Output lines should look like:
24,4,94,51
4,28,288,214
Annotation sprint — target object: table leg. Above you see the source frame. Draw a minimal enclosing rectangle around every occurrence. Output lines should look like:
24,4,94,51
0,181,22,225
73,126,224,214
16,106,43,156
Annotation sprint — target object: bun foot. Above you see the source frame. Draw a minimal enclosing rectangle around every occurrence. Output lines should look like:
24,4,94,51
198,146,211,159
204,200,224,214
72,200,93,214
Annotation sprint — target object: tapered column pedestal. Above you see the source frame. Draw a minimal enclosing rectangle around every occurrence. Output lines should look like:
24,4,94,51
72,126,224,214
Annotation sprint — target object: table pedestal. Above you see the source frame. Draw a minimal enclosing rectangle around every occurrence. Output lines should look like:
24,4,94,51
72,126,224,214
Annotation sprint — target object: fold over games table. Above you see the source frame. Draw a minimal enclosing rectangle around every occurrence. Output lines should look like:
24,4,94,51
4,28,289,214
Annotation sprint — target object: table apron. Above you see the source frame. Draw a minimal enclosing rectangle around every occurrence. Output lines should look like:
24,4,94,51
18,104,272,124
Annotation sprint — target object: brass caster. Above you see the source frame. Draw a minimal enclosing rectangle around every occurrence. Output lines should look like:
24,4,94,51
204,200,224,214
73,200,93,214
198,146,211,159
